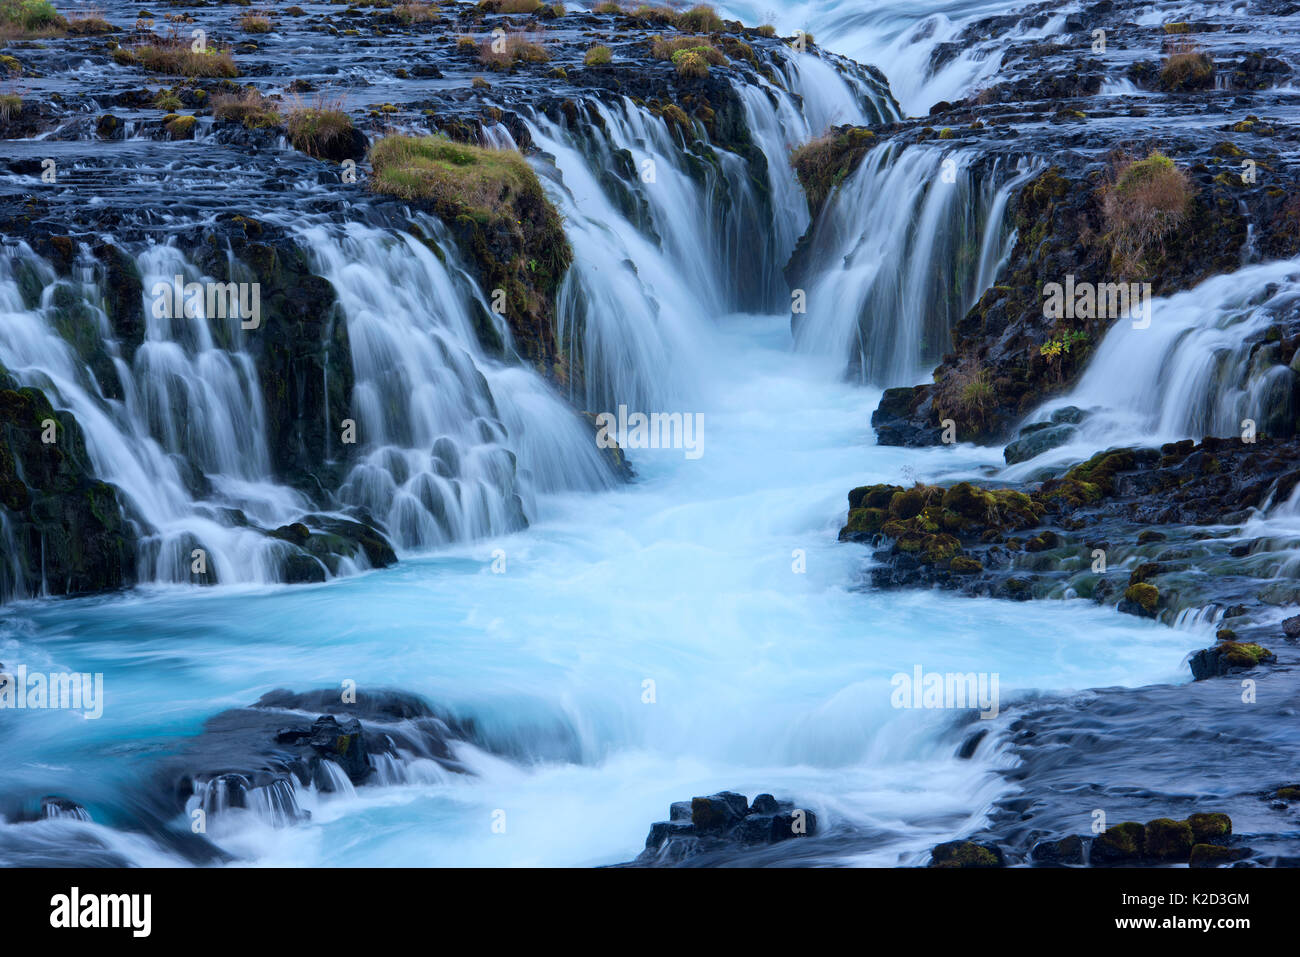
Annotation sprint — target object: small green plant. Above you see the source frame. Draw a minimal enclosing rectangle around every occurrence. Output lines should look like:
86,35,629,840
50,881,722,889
152,88,183,111
0,0,64,33
583,44,611,66
1040,329,1090,379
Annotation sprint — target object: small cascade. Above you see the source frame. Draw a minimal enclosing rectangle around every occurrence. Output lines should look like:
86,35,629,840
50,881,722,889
527,51,893,413
298,219,617,550
714,0,1067,115
312,760,357,798
0,240,304,587
792,144,1036,386
1006,257,1300,475
42,801,92,822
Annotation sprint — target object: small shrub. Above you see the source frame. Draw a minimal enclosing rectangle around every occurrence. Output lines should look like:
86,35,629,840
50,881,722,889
583,44,611,66
479,0,542,12
756,24,775,37
1101,150,1193,271
285,99,354,158
593,1,623,12
0,0,64,33
1159,41,1214,91
239,13,272,33
128,42,240,78
676,4,722,32
673,49,708,78
479,32,549,69
65,15,115,35
650,35,723,62
0,92,20,122
630,4,675,23
393,1,439,23
152,88,182,111
212,87,281,128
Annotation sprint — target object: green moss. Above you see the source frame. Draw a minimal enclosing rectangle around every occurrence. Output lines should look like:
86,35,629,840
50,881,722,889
789,127,876,217
584,45,612,66
1189,844,1247,867
1124,582,1159,615
1093,821,1145,859
370,135,573,376
1187,812,1231,841
929,841,1000,868
1218,640,1272,668
162,113,198,138
950,555,983,574
1144,818,1193,861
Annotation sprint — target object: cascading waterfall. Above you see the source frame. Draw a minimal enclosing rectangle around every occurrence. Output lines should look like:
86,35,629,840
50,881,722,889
713,0,1071,115
0,240,307,589
792,144,1036,386
1003,257,1300,478
297,219,618,550
0,218,624,592
528,51,894,413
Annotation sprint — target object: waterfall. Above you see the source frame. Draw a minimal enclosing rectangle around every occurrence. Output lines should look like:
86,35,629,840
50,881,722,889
0,219,620,590
1003,257,1300,477
0,240,305,588
792,144,1036,386
297,219,617,550
527,50,893,412
712,0,1069,116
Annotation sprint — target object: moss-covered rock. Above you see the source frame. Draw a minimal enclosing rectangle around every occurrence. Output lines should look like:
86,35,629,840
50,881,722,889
368,135,574,383
1187,812,1231,842
1144,818,1194,861
1121,582,1160,617
0,371,135,599
1090,821,1145,863
927,840,1004,868
1189,843,1250,867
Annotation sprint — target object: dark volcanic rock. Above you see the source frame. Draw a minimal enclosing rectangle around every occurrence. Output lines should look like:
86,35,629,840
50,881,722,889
630,791,819,865
0,371,136,600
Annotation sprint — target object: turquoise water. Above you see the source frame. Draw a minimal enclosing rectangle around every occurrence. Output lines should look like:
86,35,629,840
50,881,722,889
0,313,1208,866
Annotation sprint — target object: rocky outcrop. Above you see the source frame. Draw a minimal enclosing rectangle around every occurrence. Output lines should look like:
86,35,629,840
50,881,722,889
841,434,1300,677
188,214,355,496
0,370,135,600
626,790,819,866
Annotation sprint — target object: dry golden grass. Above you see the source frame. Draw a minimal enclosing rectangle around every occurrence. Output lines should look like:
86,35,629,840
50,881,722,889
1101,151,1193,272
212,87,281,128
239,13,273,34
478,31,549,69
285,97,354,158
117,41,239,78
